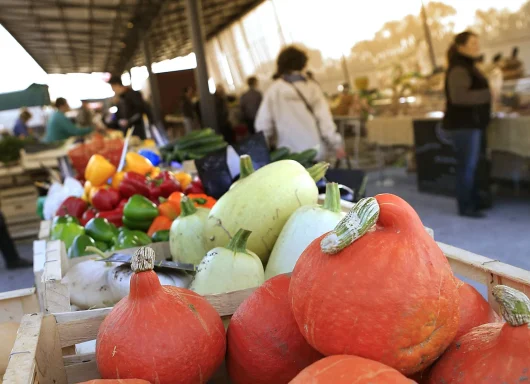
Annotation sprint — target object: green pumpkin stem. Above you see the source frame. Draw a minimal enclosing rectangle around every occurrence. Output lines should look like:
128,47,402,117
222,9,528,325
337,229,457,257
320,197,380,254
226,228,252,254
493,285,530,327
323,182,341,213
307,162,329,182
239,155,255,179
180,196,198,217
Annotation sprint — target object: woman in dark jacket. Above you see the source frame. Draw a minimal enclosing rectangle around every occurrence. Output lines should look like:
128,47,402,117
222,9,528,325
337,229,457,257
444,31,491,218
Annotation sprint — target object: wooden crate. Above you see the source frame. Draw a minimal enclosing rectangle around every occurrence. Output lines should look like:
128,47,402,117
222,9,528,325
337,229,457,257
1,186,40,239
4,287,253,384
0,288,39,323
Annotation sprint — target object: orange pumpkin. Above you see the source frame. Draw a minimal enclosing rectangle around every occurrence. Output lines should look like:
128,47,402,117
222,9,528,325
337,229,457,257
96,247,226,384
78,381,150,384
290,355,415,383
454,279,500,339
429,285,530,383
226,274,322,384
289,194,460,375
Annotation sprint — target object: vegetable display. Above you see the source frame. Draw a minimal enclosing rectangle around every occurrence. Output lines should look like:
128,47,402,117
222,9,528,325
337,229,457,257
290,355,415,383
50,221,85,249
85,154,117,186
160,128,228,162
269,147,318,167
122,195,158,231
265,182,345,279
169,196,209,265
454,279,500,339
227,274,321,384
190,229,265,295
78,380,150,384
429,285,530,383
289,194,460,375
68,234,96,258
204,160,329,264
96,247,226,383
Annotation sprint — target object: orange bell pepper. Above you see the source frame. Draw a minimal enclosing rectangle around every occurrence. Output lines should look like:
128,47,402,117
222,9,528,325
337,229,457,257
111,171,125,190
187,193,216,209
158,200,180,220
147,216,173,237
85,154,117,187
124,152,153,176
149,167,161,179
168,191,184,207
173,171,192,189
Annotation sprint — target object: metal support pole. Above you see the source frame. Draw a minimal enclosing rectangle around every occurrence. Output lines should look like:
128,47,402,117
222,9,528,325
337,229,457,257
142,38,163,128
421,0,437,72
186,0,218,131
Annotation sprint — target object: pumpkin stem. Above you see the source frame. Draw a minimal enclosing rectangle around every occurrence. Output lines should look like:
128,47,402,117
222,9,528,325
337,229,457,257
131,247,156,272
321,197,379,254
307,162,329,182
492,285,530,326
239,155,255,179
323,182,341,213
180,196,197,217
226,228,252,254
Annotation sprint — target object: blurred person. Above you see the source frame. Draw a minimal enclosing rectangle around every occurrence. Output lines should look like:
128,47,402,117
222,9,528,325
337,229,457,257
108,75,152,140
239,76,262,135
487,53,504,108
444,31,491,218
0,211,32,269
503,47,524,80
332,83,354,116
44,98,94,142
255,45,345,161
76,100,94,127
13,108,32,138
214,84,235,144
182,86,197,134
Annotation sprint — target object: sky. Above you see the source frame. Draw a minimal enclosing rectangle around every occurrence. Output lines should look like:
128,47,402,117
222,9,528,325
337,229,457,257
0,0,528,100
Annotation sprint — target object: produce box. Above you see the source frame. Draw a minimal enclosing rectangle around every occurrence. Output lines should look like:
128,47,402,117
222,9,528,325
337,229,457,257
4,288,252,383
5,241,530,383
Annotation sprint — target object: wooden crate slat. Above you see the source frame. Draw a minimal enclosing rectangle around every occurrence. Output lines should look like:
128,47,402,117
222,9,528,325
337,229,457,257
3,313,42,384
38,221,51,240
0,288,39,323
33,240,47,312
35,315,69,384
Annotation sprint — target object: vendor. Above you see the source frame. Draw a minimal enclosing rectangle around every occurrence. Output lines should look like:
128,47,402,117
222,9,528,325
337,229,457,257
44,98,94,142
13,108,33,138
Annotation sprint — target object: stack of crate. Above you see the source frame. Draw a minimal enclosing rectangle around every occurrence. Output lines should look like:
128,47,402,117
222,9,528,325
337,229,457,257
0,185,40,239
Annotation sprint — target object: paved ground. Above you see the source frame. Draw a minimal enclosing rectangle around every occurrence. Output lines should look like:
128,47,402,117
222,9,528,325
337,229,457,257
1,167,529,295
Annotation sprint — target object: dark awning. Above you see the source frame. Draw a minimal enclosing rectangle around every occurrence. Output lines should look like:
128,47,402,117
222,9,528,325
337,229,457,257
0,83,51,111
0,0,263,74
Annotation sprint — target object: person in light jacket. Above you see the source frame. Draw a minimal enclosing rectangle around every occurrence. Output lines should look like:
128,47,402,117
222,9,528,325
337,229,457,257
444,31,491,218
255,46,345,160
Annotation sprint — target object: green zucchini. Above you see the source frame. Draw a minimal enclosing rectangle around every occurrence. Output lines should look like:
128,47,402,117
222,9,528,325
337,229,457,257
297,148,318,164
175,134,225,150
270,147,290,162
177,128,215,145
189,141,228,156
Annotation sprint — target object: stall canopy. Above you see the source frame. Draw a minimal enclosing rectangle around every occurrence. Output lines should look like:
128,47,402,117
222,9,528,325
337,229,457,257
0,84,51,112
0,0,264,74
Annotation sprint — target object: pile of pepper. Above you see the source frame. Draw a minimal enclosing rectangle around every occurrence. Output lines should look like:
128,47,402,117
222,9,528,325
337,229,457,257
51,151,216,258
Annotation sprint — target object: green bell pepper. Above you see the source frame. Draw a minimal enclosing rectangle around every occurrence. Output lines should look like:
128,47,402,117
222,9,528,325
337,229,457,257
122,216,153,231
151,229,169,243
115,229,152,250
67,235,96,258
95,240,110,252
50,222,85,249
85,218,117,244
123,195,158,221
52,215,80,227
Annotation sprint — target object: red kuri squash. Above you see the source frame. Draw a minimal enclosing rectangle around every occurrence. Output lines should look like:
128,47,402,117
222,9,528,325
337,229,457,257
96,247,226,384
454,278,500,339
290,355,416,383
428,285,530,383
78,381,150,384
289,194,460,375
226,274,322,384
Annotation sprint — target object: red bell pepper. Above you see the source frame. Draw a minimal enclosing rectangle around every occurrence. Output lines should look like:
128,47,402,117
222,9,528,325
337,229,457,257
118,172,150,198
148,171,182,202
80,207,98,226
91,188,121,211
96,199,126,227
184,178,205,195
56,196,88,219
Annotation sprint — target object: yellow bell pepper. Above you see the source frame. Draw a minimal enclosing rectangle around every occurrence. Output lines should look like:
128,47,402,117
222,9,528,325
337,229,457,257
142,139,156,147
149,167,161,179
124,152,153,176
85,154,117,187
173,171,192,189
111,171,125,190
